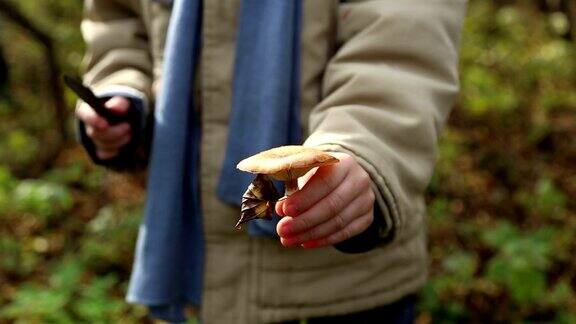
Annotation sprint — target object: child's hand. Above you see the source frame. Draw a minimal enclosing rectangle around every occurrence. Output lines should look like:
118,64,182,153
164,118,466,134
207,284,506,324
75,96,132,160
275,152,375,248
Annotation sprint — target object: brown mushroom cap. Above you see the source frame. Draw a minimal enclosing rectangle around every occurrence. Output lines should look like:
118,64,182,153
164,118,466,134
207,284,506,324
237,145,339,181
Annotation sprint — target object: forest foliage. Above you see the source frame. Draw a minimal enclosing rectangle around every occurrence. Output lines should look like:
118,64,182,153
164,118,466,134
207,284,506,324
0,0,574,322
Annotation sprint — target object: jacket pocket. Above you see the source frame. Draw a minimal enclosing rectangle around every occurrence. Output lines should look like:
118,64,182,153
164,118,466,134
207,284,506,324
256,237,427,309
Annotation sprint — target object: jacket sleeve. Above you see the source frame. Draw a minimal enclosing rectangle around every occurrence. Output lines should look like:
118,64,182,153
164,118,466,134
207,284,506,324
81,0,153,99
78,0,154,170
304,0,468,243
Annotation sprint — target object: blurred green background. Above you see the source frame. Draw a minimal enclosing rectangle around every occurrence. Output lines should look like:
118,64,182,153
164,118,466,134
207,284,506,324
0,0,574,323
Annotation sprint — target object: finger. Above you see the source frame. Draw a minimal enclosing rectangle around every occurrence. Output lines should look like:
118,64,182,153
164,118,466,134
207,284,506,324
76,103,108,129
105,96,131,115
301,212,374,249
277,167,371,237
86,122,131,143
93,131,131,151
282,157,352,216
275,199,287,217
279,189,374,247
97,149,119,160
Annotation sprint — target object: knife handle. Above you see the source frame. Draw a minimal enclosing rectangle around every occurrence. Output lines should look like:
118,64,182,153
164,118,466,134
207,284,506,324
91,96,133,126
64,75,130,125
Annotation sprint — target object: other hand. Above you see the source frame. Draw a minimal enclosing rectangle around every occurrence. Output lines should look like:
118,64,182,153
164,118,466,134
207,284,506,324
75,96,132,160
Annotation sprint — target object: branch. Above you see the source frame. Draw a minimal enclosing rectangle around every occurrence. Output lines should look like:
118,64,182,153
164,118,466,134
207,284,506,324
0,0,68,141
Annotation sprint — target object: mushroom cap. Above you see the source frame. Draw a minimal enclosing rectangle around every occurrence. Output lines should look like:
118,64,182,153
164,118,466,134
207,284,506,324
237,146,339,181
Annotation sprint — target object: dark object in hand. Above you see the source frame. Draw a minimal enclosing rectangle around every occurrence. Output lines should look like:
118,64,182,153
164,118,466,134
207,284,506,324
236,174,281,229
64,75,129,125
65,75,147,170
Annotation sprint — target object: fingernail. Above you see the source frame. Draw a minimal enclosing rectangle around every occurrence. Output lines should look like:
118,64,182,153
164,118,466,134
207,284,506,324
302,240,319,249
275,201,285,216
279,223,292,237
282,237,298,247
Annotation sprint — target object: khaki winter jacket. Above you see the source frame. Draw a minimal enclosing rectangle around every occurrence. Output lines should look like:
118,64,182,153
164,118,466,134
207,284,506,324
81,0,468,323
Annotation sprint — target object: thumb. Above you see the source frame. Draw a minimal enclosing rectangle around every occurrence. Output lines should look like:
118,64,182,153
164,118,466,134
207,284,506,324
105,96,131,115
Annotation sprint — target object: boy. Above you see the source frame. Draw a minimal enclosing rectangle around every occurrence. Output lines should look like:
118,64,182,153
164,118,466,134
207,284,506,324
76,0,467,322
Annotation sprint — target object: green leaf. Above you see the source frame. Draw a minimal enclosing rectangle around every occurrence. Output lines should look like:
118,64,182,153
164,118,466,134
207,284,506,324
0,130,40,165
481,221,519,249
442,252,477,280
49,259,83,291
1,284,73,323
534,178,567,219
13,180,73,219
73,275,124,322
486,258,547,305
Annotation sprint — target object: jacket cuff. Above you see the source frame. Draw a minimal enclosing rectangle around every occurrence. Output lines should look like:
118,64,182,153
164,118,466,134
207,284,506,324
76,87,150,171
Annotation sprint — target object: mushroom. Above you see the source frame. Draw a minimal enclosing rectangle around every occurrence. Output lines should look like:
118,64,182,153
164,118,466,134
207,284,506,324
234,145,339,229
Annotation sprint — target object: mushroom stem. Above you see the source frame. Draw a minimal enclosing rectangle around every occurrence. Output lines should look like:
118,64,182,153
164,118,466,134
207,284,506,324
284,179,299,196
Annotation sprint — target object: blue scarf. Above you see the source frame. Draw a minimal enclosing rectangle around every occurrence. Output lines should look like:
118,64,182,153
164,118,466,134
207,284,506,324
127,0,302,321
